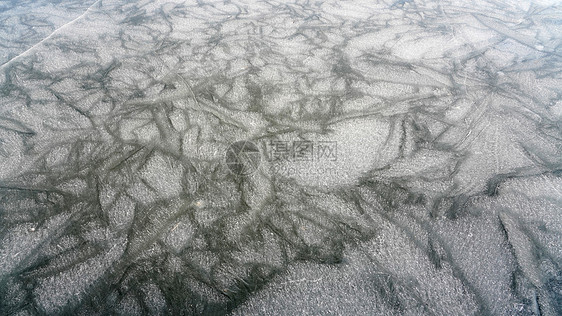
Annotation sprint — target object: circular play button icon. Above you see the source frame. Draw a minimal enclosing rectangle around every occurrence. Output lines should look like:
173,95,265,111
225,140,261,176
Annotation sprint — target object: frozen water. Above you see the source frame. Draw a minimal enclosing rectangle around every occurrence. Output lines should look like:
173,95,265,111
0,0,561,315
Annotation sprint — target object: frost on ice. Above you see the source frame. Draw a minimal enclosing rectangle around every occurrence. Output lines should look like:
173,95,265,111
0,0,561,315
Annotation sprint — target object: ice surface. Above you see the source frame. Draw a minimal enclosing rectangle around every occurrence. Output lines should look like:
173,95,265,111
0,0,561,315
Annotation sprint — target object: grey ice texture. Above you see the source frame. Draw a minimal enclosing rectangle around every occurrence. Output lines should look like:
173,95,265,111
0,0,561,315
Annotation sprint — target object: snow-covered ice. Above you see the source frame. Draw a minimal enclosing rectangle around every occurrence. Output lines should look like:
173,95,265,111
0,0,561,315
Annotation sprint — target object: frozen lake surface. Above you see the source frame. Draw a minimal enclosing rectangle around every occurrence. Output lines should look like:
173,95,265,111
0,0,561,314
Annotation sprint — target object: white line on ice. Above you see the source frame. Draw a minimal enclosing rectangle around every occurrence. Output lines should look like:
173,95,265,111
0,0,102,70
